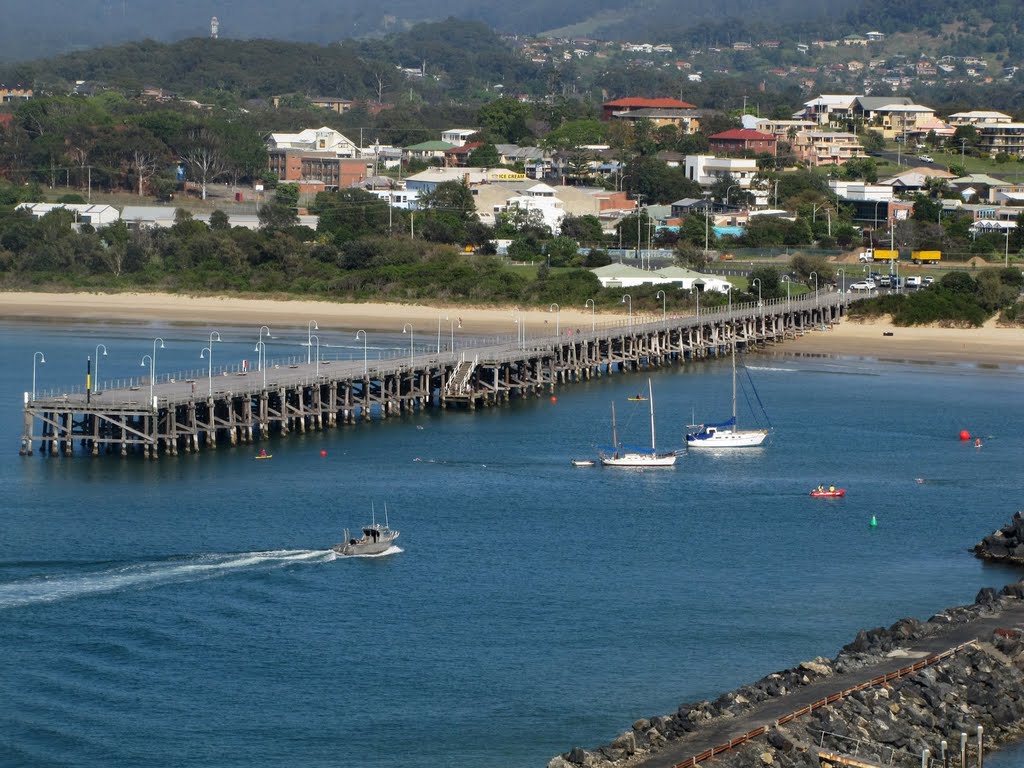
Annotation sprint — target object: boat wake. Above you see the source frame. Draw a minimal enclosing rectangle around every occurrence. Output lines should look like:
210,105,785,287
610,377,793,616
745,365,798,372
335,545,403,559
0,549,334,609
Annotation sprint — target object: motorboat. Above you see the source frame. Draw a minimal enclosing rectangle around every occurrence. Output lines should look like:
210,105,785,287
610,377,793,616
332,504,400,556
686,330,770,449
600,379,677,467
571,459,596,467
810,487,846,498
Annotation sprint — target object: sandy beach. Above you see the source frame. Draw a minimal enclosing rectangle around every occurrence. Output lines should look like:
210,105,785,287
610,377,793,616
784,316,1024,367
0,291,607,335
1,291,1022,366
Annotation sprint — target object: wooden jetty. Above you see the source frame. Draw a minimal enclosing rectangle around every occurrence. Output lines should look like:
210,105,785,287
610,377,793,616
19,293,846,459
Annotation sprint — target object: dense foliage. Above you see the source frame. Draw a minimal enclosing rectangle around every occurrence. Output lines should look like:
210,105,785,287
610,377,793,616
848,269,1024,326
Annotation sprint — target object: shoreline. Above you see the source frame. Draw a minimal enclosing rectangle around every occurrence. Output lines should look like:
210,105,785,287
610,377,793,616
2,290,1024,365
0,291,608,336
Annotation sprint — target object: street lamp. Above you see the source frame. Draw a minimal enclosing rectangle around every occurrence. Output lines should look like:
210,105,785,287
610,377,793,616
622,294,632,326
1005,228,1011,267
781,275,792,315
656,289,666,322
725,184,741,208
257,326,271,371
140,354,154,405
199,330,221,398
307,320,318,364
310,334,321,379
751,278,762,306
31,351,45,401
549,303,560,336
253,341,267,390
148,336,165,401
585,298,596,332
402,323,414,367
512,309,525,350
94,343,107,394
809,271,819,308
437,314,446,354
837,268,846,294
355,330,367,376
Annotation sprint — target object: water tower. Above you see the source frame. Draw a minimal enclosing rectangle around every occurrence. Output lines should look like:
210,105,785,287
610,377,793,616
210,16,219,39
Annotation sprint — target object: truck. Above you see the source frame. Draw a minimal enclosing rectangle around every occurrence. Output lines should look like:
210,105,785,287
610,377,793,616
911,250,941,263
873,249,899,261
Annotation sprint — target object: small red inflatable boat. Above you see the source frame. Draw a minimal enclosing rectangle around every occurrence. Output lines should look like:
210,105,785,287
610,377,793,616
810,488,845,498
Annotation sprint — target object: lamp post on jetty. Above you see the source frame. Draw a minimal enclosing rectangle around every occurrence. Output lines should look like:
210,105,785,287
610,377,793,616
310,334,320,379
781,275,791,315
140,354,154,405
148,337,165,407
307,320,318,364
836,268,846,294
621,294,632,327
809,271,819,308
200,331,221,398
402,324,414,367
94,344,107,394
254,342,268,390
257,326,271,371
549,303,560,337
355,330,367,376
585,299,595,332
656,290,666,323
31,351,45,401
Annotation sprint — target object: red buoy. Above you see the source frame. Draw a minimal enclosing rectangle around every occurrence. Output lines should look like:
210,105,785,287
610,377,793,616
959,430,971,441
320,450,327,457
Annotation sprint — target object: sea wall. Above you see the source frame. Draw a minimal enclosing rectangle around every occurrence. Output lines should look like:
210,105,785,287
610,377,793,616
550,555,1024,767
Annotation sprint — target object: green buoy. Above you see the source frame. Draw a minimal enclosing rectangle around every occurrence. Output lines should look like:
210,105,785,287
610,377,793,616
870,515,878,528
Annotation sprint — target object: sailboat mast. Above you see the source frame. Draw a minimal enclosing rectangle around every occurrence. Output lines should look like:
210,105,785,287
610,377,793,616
648,378,656,450
611,401,618,453
731,328,738,428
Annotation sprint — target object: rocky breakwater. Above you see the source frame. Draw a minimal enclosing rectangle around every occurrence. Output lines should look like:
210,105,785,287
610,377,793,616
550,582,1024,768
974,511,1024,565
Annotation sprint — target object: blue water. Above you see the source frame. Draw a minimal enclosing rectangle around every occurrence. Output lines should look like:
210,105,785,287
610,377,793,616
2,318,1024,767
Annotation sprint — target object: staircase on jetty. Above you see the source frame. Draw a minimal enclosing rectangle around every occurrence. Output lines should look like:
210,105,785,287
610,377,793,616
19,293,846,459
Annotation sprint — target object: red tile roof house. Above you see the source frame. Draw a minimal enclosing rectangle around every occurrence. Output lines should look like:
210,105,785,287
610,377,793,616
443,142,484,167
601,97,697,120
708,129,777,156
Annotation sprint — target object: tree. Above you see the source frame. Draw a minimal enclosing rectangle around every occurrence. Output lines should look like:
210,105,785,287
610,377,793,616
468,143,500,167
477,98,533,144
180,130,227,201
559,215,603,245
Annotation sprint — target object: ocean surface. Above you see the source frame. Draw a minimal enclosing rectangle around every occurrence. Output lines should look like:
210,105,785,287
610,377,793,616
2,317,1024,768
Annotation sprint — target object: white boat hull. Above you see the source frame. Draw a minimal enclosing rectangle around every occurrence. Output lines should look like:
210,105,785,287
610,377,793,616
686,429,768,449
600,452,677,467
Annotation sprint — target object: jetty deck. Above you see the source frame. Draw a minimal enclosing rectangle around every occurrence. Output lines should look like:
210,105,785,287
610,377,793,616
19,293,846,458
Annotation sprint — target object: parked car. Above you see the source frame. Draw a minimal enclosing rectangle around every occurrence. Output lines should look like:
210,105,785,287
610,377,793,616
850,280,876,291
878,275,891,287
923,276,935,285
920,154,934,163
906,276,922,287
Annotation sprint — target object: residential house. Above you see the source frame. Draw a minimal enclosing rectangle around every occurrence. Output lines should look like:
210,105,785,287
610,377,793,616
684,155,759,188
0,84,33,102
868,103,936,139
793,131,866,166
707,129,777,156
799,95,859,126
947,111,1013,126
749,118,816,141
403,140,455,163
309,97,354,114
865,31,885,41
441,128,479,147
601,97,697,121
976,124,1024,156
267,127,360,158
443,142,485,168
842,34,868,46
403,167,528,194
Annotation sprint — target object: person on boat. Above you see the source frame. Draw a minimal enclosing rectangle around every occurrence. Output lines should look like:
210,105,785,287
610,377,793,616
817,484,824,492
259,448,266,457
975,438,982,448
829,485,835,493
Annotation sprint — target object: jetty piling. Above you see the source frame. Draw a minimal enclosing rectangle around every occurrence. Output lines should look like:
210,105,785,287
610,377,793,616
19,293,845,458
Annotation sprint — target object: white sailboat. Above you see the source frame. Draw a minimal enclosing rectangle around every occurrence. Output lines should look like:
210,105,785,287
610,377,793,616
600,379,677,467
685,336,769,449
